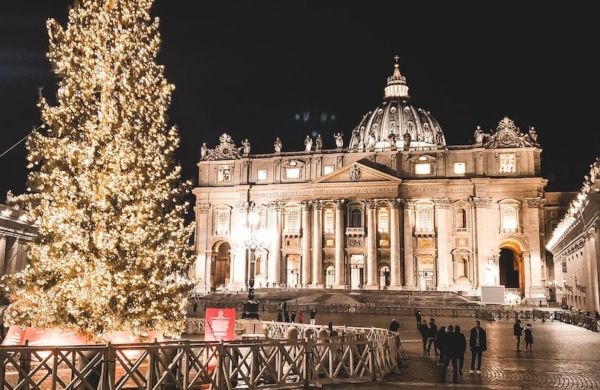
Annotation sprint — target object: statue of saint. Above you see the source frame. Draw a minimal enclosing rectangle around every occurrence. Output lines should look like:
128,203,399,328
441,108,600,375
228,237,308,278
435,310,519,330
200,142,208,159
388,132,397,144
315,134,323,152
241,138,251,155
367,129,376,148
349,129,360,151
274,137,283,153
528,126,538,144
403,132,412,149
334,132,344,149
474,125,485,144
304,135,313,152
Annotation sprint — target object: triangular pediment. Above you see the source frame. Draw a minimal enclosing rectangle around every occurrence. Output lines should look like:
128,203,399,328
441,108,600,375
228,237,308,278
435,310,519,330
316,161,401,184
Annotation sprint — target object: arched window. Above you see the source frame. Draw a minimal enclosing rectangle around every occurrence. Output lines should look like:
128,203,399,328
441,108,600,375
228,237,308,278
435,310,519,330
350,208,362,227
324,209,335,233
215,210,230,235
378,208,389,233
456,208,467,230
286,209,300,232
416,207,433,232
501,206,518,232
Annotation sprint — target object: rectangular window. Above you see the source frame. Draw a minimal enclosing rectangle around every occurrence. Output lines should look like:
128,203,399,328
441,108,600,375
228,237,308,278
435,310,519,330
550,211,558,218
217,165,232,183
416,207,433,232
453,162,466,175
257,169,268,181
323,165,335,175
285,167,300,179
562,261,567,273
415,163,431,175
499,154,516,173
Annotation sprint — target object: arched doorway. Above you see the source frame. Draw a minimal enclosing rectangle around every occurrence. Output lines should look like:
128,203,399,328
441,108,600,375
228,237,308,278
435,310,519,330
499,241,525,294
211,241,231,287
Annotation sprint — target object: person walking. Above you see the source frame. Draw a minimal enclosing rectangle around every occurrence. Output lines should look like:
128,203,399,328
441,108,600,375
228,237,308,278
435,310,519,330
389,318,400,333
418,320,429,355
469,320,487,374
310,308,317,325
415,309,422,327
441,325,460,383
436,326,448,366
524,323,534,351
455,325,467,376
297,310,304,324
427,318,438,356
513,319,523,351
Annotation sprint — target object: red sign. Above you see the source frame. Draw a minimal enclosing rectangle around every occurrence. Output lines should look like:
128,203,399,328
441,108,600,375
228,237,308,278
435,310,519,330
205,308,236,342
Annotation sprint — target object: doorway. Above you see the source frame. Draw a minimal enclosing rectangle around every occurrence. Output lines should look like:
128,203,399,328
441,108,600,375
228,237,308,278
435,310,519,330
211,241,231,287
350,255,364,289
286,255,300,287
379,266,390,289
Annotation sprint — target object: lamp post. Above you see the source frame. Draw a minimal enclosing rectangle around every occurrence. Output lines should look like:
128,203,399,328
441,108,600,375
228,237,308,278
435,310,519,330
241,210,269,320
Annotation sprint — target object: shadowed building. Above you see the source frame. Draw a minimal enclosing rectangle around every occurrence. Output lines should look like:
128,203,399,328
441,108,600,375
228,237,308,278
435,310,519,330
547,159,600,313
193,58,550,303
0,204,37,279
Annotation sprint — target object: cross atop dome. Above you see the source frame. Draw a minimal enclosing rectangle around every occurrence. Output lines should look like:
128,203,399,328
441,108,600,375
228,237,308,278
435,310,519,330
385,55,409,100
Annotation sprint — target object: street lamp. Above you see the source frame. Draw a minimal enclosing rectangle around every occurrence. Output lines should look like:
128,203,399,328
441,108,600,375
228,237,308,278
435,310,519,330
239,210,271,320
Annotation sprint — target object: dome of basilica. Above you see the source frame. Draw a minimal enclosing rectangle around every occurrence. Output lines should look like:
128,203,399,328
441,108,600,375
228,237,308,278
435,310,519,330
349,57,446,150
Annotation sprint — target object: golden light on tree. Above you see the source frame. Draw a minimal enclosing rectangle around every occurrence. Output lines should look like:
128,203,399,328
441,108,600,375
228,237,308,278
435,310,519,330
1,0,194,339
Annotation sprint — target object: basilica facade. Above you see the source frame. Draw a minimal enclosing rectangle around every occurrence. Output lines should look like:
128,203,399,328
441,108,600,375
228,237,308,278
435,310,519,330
193,60,548,301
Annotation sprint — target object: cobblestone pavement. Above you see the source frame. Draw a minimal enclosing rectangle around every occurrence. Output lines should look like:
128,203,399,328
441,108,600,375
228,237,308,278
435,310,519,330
308,313,600,389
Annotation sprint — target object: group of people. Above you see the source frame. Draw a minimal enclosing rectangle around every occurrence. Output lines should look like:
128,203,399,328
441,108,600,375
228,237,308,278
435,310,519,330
513,319,534,352
277,302,317,325
416,313,487,384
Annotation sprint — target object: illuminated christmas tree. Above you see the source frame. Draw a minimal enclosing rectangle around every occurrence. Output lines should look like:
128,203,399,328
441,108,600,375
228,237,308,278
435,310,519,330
1,0,194,338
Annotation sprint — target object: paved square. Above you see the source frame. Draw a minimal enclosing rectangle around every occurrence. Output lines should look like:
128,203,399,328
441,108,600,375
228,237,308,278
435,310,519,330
282,313,600,389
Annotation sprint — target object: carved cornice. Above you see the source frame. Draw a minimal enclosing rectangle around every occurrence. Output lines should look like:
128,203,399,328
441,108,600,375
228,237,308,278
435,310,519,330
366,199,378,209
334,199,346,209
268,201,284,211
235,201,252,212
433,197,452,209
196,203,210,214
201,133,242,161
525,197,543,208
483,117,536,149
311,200,324,210
469,196,492,209
388,198,401,209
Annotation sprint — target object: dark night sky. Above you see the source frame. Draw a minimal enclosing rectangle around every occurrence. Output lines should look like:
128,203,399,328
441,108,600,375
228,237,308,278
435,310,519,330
1,1,598,203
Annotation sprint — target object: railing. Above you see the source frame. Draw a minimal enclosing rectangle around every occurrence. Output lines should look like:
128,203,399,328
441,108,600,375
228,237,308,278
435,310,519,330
0,321,404,389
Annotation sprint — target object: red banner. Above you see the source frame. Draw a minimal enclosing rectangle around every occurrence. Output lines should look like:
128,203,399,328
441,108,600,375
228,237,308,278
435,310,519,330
204,308,236,342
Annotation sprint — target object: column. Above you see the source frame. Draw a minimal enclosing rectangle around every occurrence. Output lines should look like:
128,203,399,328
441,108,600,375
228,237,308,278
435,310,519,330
301,202,312,285
0,235,7,275
269,202,283,285
471,197,492,290
194,203,210,291
231,202,249,290
366,200,378,289
389,200,402,289
435,198,451,289
403,201,415,287
312,201,323,286
586,228,600,313
334,200,346,287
